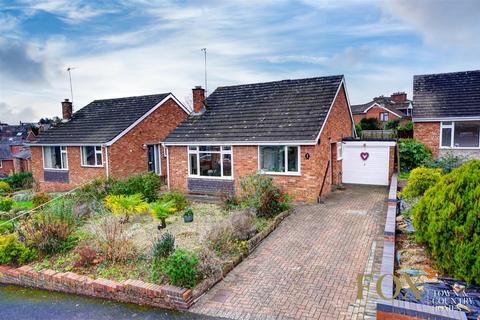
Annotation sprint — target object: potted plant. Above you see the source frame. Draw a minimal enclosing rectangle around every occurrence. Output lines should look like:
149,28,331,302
150,201,175,229
183,208,194,223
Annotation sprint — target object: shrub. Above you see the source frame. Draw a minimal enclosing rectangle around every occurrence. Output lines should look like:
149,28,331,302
161,249,198,288
240,174,290,217
151,232,175,282
355,123,362,137
230,209,256,240
399,121,413,131
221,194,241,211
359,117,380,130
3,172,33,190
157,191,189,213
0,181,12,194
73,245,98,268
424,152,466,173
398,139,432,171
385,119,400,130
206,221,235,256
149,200,175,224
0,219,15,234
0,234,36,266
196,248,222,280
400,167,442,200
0,197,14,212
109,173,162,202
32,192,52,208
76,177,115,203
412,160,480,284
104,194,148,222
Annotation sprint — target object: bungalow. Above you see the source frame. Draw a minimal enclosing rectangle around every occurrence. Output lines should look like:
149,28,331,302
29,94,189,191
163,75,356,203
351,92,413,125
413,70,480,158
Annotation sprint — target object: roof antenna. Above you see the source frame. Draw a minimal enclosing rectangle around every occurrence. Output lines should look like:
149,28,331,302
201,48,207,94
67,67,76,105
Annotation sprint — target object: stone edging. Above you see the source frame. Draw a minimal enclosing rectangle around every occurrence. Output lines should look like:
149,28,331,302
0,265,193,310
376,175,467,320
192,209,291,301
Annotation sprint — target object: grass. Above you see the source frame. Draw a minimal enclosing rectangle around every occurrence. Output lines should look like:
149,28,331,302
398,171,410,181
0,219,15,234
13,200,33,210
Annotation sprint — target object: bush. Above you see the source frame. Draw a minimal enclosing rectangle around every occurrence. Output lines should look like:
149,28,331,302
206,221,235,256
355,123,362,137
76,177,115,203
412,160,480,284
221,194,241,211
196,248,222,280
230,209,256,240
151,232,175,282
104,194,148,222
385,119,400,130
0,197,14,212
399,121,413,131
0,234,37,265
400,167,442,200
73,245,98,268
398,139,432,171
3,172,33,190
424,152,466,173
0,181,12,194
359,117,380,130
109,173,162,202
240,174,290,217
157,191,188,213
32,192,52,208
161,249,198,288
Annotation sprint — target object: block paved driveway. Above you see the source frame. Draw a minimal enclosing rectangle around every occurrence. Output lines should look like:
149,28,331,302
191,185,387,320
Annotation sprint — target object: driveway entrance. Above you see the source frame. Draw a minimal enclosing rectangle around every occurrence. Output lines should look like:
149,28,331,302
192,185,387,319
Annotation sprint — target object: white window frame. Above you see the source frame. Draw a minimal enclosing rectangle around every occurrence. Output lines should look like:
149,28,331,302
42,146,68,170
147,144,161,175
80,146,104,167
0,160,2,168
440,121,480,149
187,146,233,180
337,142,343,160
258,145,301,176
380,112,389,122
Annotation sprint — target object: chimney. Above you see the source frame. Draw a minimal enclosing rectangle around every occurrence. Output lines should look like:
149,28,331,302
192,86,205,113
62,99,73,121
390,92,407,103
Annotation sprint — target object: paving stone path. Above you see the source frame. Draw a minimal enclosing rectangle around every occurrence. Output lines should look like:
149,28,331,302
192,185,387,320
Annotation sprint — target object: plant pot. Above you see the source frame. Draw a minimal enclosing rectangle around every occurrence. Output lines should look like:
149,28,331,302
183,213,193,223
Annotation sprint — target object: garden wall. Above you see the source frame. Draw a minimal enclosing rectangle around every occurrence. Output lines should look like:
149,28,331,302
0,265,193,310
376,175,467,320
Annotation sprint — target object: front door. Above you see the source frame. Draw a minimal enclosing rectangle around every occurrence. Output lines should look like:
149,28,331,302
147,144,161,175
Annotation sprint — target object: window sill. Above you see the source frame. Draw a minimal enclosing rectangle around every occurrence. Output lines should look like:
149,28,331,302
260,171,301,177
44,168,68,171
188,175,234,180
81,165,105,168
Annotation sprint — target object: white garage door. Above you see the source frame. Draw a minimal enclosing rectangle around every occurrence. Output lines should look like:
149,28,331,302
342,141,395,186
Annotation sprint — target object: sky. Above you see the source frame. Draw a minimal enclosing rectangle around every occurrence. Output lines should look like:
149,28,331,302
0,0,479,124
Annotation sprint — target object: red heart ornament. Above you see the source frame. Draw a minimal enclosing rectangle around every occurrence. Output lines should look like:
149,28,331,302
360,152,369,161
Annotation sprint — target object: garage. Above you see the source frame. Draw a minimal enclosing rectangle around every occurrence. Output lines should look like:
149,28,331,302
341,140,396,186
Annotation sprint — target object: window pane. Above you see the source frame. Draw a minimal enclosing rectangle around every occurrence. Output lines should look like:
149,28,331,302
189,153,198,175
454,122,479,147
441,128,452,147
442,121,452,126
200,152,221,176
260,146,285,172
61,151,68,169
287,147,298,172
82,146,96,166
147,145,155,172
199,146,220,152
44,146,63,169
222,146,231,151
188,146,197,151
96,152,103,166
223,154,232,176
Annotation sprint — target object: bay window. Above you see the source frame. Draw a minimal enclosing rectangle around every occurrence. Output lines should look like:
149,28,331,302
259,146,299,174
81,146,103,167
441,121,480,148
43,146,68,170
188,146,232,178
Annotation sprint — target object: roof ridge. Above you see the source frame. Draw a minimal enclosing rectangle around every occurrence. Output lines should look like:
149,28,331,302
91,92,170,103
213,75,344,90
414,70,480,78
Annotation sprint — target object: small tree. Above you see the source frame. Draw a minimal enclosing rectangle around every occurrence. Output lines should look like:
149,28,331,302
104,194,148,222
149,201,175,226
359,117,380,130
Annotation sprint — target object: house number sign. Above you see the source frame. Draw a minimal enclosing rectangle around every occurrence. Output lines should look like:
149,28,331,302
360,152,369,161
305,153,310,160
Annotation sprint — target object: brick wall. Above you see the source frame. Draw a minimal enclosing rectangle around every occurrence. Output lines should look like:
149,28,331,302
413,122,440,156
353,114,364,124
0,265,193,310
167,85,354,203
0,159,14,176
365,106,400,123
108,98,188,179
31,146,106,192
32,98,188,191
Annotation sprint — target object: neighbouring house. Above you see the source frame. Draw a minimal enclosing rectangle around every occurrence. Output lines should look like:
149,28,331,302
29,94,190,192
163,76,355,203
0,122,35,177
413,70,480,158
351,92,413,125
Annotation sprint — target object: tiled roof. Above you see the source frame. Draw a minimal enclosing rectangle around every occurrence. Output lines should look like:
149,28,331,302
0,145,12,160
351,97,410,117
413,70,480,119
165,75,345,143
31,93,171,145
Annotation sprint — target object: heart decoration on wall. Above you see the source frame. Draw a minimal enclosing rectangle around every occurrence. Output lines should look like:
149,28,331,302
360,152,369,161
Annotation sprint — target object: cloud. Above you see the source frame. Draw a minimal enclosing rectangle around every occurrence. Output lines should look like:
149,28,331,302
383,0,480,49
0,103,39,123
0,38,47,83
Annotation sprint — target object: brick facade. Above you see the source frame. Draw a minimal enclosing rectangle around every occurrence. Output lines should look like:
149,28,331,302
413,122,440,156
0,159,14,176
32,98,188,191
167,85,354,203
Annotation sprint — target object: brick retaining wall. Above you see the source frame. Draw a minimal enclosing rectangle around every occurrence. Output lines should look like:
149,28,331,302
0,265,193,310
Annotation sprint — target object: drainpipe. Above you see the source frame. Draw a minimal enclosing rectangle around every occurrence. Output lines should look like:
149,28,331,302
162,143,170,190
104,145,110,178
